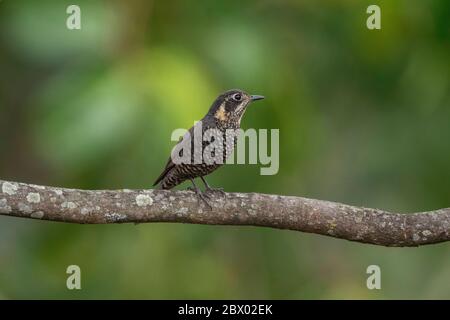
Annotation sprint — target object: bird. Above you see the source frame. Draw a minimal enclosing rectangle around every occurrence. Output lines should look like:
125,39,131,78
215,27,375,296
153,89,264,206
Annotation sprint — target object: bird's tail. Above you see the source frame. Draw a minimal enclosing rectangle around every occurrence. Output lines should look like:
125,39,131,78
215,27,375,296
154,182,163,190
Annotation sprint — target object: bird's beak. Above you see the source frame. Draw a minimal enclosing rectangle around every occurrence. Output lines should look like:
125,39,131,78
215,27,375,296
250,95,265,101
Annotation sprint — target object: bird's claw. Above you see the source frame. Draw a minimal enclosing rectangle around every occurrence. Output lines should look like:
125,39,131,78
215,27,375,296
196,192,212,210
205,187,226,197
187,186,212,209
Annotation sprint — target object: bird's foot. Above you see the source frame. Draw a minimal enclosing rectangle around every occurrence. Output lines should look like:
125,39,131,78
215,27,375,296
205,186,226,197
187,186,212,209
196,191,212,210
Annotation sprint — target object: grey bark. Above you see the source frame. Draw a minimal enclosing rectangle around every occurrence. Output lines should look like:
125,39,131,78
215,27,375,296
0,179,449,247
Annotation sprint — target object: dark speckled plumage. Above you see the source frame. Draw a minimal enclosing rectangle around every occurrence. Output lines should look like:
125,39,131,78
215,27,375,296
153,89,264,192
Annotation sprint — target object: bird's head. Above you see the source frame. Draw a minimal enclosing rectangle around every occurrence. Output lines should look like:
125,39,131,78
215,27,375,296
208,89,264,124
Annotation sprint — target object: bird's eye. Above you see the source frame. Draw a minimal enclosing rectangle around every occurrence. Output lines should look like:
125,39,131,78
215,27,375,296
232,93,242,102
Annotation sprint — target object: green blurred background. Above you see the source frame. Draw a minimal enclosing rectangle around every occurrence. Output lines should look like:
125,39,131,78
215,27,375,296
0,0,449,299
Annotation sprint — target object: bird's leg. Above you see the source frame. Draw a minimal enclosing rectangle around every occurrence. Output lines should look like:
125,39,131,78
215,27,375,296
188,179,212,209
200,176,225,196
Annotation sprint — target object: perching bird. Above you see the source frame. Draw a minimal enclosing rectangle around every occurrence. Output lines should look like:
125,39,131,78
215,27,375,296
153,89,264,205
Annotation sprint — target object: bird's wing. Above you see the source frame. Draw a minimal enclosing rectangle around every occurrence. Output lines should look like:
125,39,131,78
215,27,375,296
153,121,213,187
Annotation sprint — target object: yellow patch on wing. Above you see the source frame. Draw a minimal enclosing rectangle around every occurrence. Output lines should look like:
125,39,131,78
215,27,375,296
214,103,228,121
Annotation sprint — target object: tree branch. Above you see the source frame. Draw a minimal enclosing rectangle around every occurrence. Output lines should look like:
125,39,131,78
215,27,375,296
1,179,449,247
